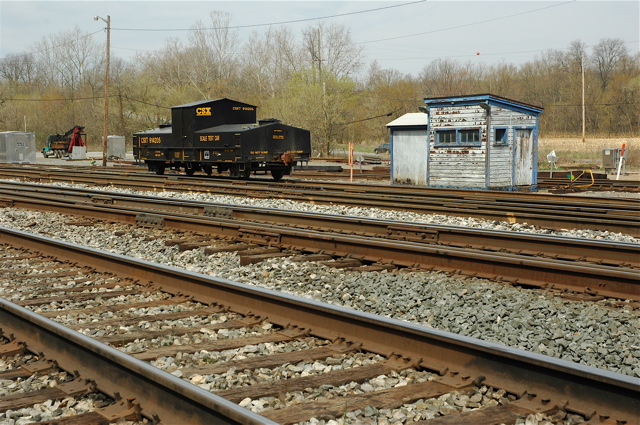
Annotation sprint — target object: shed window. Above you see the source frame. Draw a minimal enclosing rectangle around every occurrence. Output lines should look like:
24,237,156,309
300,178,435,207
494,128,508,145
435,128,481,146
436,130,456,144
459,130,479,143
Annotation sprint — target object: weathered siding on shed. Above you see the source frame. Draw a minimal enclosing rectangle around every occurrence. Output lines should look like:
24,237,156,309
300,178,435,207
489,145,512,187
428,105,488,188
490,106,516,187
491,106,537,128
491,106,538,187
392,129,428,185
428,151,487,187
430,105,486,128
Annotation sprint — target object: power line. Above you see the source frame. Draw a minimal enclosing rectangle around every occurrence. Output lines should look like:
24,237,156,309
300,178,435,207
120,95,171,109
367,39,640,64
2,96,104,102
1,94,171,109
2,1,425,62
358,0,577,44
1,30,105,60
111,0,426,32
344,109,401,125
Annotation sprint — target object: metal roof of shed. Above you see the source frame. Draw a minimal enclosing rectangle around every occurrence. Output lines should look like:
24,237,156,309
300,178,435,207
423,93,543,115
385,113,429,127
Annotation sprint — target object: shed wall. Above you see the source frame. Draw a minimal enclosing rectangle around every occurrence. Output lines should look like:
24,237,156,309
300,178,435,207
489,106,538,187
392,128,428,185
427,105,538,189
428,105,487,188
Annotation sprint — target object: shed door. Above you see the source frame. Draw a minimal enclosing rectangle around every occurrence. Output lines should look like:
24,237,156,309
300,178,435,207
514,129,533,185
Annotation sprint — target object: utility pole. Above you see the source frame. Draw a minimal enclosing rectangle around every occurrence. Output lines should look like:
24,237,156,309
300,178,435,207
581,50,585,143
94,15,110,165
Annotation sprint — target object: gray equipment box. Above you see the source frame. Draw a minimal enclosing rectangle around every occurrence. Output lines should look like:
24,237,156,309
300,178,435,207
602,148,622,170
0,132,37,164
107,136,126,160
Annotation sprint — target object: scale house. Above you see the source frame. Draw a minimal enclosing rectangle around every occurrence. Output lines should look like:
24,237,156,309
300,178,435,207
386,94,544,191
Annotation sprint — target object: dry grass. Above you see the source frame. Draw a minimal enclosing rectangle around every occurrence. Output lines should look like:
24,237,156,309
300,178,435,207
538,137,638,170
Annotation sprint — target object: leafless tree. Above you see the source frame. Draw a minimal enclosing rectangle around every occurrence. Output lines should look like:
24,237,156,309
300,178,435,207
302,22,364,81
418,58,482,97
33,26,102,92
0,53,36,86
592,38,628,91
241,26,304,105
188,11,240,97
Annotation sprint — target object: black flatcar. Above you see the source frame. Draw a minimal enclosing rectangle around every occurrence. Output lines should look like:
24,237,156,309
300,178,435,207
133,98,311,180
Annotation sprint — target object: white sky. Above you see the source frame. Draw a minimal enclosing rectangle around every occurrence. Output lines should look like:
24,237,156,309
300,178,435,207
1,0,638,76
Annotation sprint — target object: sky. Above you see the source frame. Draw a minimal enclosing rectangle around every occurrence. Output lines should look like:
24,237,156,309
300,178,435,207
0,0,638,77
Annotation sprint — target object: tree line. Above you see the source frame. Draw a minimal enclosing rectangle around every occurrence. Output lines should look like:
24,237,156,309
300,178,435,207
1,11,638,156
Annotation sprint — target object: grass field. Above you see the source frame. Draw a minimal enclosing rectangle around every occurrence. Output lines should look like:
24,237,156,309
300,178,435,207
539,137,637,171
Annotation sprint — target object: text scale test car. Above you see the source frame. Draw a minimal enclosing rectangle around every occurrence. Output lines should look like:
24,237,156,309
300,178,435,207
133,98,311,180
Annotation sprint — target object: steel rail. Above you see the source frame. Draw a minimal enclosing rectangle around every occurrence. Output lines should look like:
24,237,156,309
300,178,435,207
1,227,638,423
538,177,640,192
1,188,638,300
0,292,278,424
1,167,638,233
1,165,638,208
11,164,640,191
1,182,638,269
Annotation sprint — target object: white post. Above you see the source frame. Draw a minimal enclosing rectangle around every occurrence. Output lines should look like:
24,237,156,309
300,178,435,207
616,143,626,180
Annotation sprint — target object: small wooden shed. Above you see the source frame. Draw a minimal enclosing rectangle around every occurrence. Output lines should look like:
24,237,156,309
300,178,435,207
387,94,543,190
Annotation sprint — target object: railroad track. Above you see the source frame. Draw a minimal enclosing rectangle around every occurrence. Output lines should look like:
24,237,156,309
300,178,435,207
296,166,640,190
3,164,639,191
537,177,640,193
1,181,638,301
0,165,638,236
1,227,638,424
1,298,265,425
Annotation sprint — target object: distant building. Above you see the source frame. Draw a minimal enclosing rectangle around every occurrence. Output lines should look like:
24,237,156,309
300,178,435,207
386,94,543,190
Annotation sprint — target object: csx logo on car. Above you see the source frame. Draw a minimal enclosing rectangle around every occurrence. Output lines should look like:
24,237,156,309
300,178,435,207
196,107,212,116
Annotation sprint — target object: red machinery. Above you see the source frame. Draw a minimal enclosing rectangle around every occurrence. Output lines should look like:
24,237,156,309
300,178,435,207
42,125,86,158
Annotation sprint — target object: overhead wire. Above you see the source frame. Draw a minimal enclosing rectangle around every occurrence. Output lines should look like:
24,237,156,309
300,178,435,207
358,0,577,44
1,30,105,60
110,0,426,32
3,0,634,68
2,1,426,62
3,94,171,110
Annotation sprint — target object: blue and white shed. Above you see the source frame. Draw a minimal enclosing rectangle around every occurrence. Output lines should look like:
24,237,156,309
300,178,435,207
385,113,430,185
387,94,543,190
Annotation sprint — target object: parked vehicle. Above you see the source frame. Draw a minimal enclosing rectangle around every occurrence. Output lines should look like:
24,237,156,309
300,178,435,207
42,126,86,158
374,143,390,154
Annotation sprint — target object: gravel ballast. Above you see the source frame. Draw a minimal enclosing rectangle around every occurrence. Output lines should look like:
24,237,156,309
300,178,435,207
0,182,638,425
0,207,637,378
